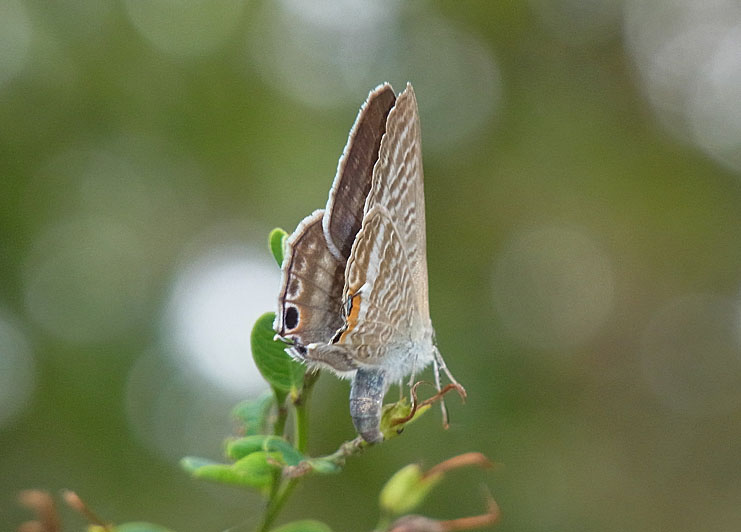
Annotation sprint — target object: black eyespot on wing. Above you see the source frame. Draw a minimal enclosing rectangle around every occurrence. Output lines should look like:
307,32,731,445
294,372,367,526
285,306,299,330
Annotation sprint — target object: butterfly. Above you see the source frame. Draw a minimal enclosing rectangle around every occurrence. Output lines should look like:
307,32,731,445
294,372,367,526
274,82,462,443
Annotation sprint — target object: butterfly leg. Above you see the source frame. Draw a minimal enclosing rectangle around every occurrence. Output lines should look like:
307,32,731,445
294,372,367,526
350,368,387,443
432,356,450,428
433,348,467,429
434,347,465,392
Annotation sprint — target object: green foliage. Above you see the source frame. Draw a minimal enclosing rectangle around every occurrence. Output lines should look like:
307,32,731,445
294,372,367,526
299,456,343,475
226,435,305,465
174,229,492,532
232,391,277,436
17,226,491,532
269,228,289,266
251,311,306,401
379,397,432,441
182,451,281,493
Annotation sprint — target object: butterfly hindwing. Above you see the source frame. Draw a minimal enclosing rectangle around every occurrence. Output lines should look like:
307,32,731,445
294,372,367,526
274,209,345,347
363,83,430,317
340,205,418,352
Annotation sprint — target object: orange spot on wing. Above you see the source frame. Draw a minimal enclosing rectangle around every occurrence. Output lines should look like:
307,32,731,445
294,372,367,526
339,294,362,342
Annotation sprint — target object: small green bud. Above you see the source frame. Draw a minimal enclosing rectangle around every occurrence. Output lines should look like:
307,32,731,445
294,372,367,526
379,464,443,516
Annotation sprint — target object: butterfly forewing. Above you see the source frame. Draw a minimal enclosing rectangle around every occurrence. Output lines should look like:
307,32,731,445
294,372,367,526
323,83,396,261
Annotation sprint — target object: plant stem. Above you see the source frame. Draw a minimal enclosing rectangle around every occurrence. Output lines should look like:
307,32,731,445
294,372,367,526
257,478,299,532
294,396,309,455
258,374,318,531
273,403,288,439
323,436,367,465
293,371,318,453
266,394,290,506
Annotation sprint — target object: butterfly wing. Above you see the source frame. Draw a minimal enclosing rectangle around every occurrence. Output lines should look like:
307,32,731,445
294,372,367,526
314,85,431,442
278,83,440,443
275,84,397,350
274,209,345,346
361,83,430,319
334,204,419,355
341,83,431,352
310,84,433,375
323,83,396,261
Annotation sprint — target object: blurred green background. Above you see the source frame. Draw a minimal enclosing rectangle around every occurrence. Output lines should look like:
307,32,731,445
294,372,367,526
3,1,741,530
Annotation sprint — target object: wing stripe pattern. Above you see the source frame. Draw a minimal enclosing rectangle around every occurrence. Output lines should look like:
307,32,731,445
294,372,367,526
363,84,430,316
339,205,417,355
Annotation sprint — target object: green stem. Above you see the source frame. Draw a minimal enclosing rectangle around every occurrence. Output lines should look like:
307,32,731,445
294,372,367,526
293,395,309,455
293,370,318,453
266,394,290,505
273,403,288,439
323,436,367,465
258,375,318,531
257,478,299,532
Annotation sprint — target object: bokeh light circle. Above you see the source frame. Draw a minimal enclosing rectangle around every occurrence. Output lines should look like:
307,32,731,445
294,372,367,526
688,25,741,172
124,0,245,58
393,13,501,152
246,3,501,151
125,349,239,462
624,0,741,173
640,293,741,417
23,217,153,345
0,0,33,88
161,238,279,396
0,311,35,429
247,0,402,109
491,226,615,351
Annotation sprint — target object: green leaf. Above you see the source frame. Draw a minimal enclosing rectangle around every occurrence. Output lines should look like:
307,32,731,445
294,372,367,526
269,228,289,266
181,452,280,491
270,520,333,532
378,463,443,517
180,456,219,473
251,312,305,394
232,392,276,436
231,451,281,489
226,435,270,460
109,524,176,532
227,435,304,466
